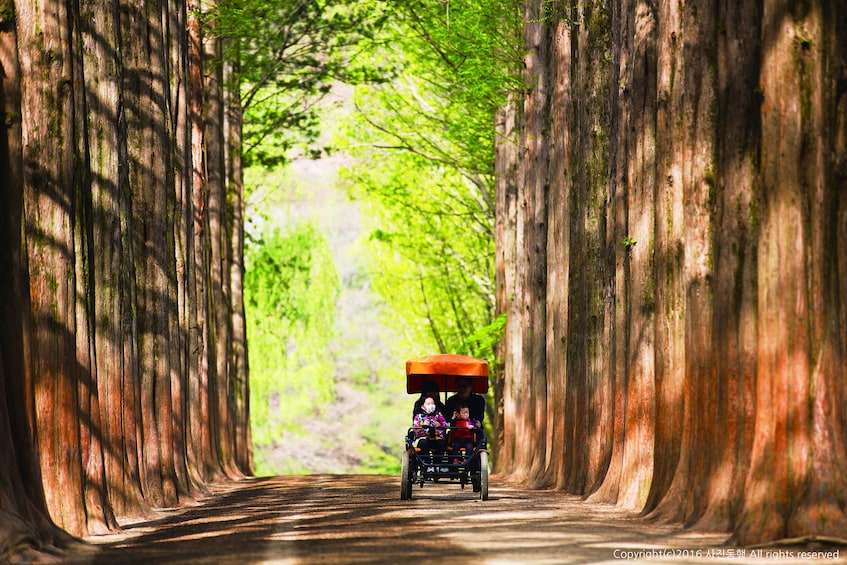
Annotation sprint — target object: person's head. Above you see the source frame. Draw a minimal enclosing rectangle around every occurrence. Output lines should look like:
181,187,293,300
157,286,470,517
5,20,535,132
422,396,438,414
421,380,440,402
456,377,473,398
456,405,470,420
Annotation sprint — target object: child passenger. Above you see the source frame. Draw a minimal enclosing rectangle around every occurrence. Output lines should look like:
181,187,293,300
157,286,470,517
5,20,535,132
412,395,448,453
451,402,483,492
450,402,481,460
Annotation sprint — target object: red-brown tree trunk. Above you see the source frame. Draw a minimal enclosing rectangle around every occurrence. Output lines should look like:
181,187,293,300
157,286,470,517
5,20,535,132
542,16,570,491
563,0,614,496
733,0,847,544
509,0,550,488
17,0,89,535
121,0,180,508
225,52,253,475
203,6,236,478
0,5,72,554
493,95,519,473
165,0,198,497
80,0,149,521
71,0,115,532
186,0,215,484
1,0,251,553
497,0,847,546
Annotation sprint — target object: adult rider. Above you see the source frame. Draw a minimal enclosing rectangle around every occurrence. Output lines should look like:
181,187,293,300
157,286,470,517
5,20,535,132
444,376,486,423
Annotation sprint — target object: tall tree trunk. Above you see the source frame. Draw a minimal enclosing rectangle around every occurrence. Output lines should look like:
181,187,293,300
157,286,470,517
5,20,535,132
641,0,685,515
512,0,550,487
79,0,148,524
165,0,197,497
493,95,519,473
542,15,571,491
17,0,89,535
2,0,249,553
203,5,235,478
225,52,252,475
647,0,720,525
121,0,180,508
499,0,847,546
71,0,115,531
734,0,847,544
587,0,642,508
0,5,71,553
186,0,212,484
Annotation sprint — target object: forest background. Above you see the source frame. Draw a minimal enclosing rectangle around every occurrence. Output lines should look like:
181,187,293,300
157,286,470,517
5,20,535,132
2,0,847,558
241,0,514,475
0,0,513,555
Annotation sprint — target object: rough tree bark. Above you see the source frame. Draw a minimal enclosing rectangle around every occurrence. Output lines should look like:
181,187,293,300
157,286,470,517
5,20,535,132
79,0,144,524
165,0,199,497
121,0,181,508
203,3,237,479
542,15,570,492
17,0,89,535
733,0,847,544
225,51,253,474
496,0,847,545
71,0,116,533
0,5,75,557
187,0,215,483
562,0,614,496
493,94,519,473
507,0,551,487
643,0,686,519
0,0,252,555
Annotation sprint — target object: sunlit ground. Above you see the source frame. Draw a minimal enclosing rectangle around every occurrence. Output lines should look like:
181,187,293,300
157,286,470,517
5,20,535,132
67,475,840,565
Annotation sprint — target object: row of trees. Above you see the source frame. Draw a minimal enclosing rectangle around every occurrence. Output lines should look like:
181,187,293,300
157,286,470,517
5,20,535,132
0,0,249,556
496,0,847,546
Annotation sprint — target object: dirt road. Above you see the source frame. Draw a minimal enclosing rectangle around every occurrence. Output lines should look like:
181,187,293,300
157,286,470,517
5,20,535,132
58,475,844,565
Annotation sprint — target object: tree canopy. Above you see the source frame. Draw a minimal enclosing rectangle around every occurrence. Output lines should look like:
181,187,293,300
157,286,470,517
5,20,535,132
337,0,521,368
214,0,390,168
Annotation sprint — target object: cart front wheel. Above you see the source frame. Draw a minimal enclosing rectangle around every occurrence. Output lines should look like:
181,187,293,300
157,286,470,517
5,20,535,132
400,449,413,500
479,451,489,501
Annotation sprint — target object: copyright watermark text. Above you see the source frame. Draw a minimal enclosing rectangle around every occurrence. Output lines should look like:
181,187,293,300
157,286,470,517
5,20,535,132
611,548,842,561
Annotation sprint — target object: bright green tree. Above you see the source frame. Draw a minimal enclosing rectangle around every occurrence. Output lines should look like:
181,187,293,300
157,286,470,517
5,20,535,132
214,0,398,474
214,0,389,168
245,223,341,474
339,0,521,364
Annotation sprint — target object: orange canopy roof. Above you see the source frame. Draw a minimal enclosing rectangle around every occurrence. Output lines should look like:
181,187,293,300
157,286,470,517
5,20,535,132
405,354,489,394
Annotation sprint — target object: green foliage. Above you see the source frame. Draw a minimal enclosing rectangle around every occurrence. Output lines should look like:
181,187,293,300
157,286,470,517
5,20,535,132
245,223,341,452
230,0,524,475
527,0,564,24
213,0,391,169
343,0,523,178
246,229,311,322
0,2,15,23
338,148,497,362
336,0,522,366
457,313,507,361
356,423,403,474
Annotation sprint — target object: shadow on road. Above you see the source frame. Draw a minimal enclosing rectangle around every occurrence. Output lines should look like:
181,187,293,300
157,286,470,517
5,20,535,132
58,474,808,564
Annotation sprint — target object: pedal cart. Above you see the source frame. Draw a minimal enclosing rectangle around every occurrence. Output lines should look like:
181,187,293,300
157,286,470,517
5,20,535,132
400,354,490,501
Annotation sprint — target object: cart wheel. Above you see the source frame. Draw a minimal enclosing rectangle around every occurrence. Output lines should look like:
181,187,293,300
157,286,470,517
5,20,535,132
400,450,413,500
479,451,489,501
